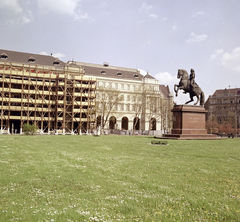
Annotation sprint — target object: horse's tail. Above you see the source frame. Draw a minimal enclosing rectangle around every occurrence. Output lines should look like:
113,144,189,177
200,91,205,106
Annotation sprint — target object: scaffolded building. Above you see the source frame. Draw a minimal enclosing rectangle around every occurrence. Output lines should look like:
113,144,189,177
0,49,96,134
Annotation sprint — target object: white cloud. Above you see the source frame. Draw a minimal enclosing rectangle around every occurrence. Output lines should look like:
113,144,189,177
172,22,177,31
138,69,148,76
0,0,22,13
140,3,153,12
187,32,208,43
221,47,240,72
22,11,34,24
0,0,34,25
52,53,66,60
78,12,91,20
40,51,66,60
39,51,48,55
192,11,205,17
210,49,224,59
37,0,90,20
140,2,157,19
149,14,158,19
154,72,176,86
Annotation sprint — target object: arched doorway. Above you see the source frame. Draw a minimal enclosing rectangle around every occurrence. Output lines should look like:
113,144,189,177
150,118,156,130
133,117,140,130
121,117,128,130
96,115,101,128
109,116,116,129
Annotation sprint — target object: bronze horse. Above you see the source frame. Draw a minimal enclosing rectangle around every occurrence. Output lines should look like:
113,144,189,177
174,69,205,106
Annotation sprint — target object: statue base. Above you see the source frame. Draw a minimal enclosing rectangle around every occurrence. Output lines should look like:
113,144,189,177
160,105,218,140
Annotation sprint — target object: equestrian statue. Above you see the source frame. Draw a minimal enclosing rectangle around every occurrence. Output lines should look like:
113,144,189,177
174,69,205,106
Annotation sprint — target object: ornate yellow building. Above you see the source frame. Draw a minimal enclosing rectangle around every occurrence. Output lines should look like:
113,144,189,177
71,61,174,135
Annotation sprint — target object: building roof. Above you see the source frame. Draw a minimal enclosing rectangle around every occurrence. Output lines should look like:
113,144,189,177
212,88,240,96
144,73,155,79
72,61,144,81
159,85,171,98
0,49,66,68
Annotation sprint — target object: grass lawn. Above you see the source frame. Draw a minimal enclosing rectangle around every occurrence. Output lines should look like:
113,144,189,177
0,135,239,222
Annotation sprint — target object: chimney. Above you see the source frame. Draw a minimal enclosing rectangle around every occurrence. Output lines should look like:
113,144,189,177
103,62,109,67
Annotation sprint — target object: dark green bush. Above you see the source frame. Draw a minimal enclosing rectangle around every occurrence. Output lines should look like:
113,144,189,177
23,123,38,135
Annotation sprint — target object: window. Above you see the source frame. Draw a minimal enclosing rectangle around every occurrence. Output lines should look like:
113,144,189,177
132,104,135,111
134,74,138,78
53,60,60,65
0,53,8,59
127,95,130,101
126,104,130,111
117,72,122,76
101,70,106,74
28,56,35,63
115,104,118,111
109,82,112,89
127,85,130,90
121,84,124,90
115,83,118,89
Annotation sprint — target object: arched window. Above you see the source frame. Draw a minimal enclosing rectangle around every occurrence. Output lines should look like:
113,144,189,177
133,117,140,130
150,118,156,130
122,117,128,130
109,116,116,129
96,116,101,127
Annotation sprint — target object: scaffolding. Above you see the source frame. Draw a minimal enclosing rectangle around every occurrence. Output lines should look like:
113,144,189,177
0,61,96,134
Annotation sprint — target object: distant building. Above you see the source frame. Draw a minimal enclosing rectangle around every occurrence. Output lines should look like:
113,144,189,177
69,61,174,135
205,88,240,129
0,49,96,134
0,48,173,135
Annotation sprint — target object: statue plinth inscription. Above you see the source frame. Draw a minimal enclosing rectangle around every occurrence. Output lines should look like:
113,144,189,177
163,105,218,140
171,105,207,135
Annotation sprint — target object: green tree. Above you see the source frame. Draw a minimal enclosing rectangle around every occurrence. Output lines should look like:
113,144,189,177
23,124,38,135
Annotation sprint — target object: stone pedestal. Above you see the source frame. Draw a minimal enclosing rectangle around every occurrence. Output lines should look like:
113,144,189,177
162,105,218,140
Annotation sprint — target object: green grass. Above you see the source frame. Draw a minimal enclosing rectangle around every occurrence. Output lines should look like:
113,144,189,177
0,135,239,222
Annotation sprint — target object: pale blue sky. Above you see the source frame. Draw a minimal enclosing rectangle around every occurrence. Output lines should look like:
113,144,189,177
0,0,239,104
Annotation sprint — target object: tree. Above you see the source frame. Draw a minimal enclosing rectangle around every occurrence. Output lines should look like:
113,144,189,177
131,84,146,135
96,86,122,131
131,84,173,135
206,117,219,134
145,90,163,135
23,123,38,135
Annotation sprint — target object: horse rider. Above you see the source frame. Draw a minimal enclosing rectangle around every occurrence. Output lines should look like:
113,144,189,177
189,69,196,91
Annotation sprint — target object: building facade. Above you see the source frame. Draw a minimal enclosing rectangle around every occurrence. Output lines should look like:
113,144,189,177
71,61,174,135
0,49,96,134
205,88,240,130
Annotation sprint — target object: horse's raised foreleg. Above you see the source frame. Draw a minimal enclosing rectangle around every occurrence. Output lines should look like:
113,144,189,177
174,84,178,96
174,84,185,97
174,84,179,96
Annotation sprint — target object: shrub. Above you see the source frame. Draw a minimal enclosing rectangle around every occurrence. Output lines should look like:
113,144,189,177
23,123,38,135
